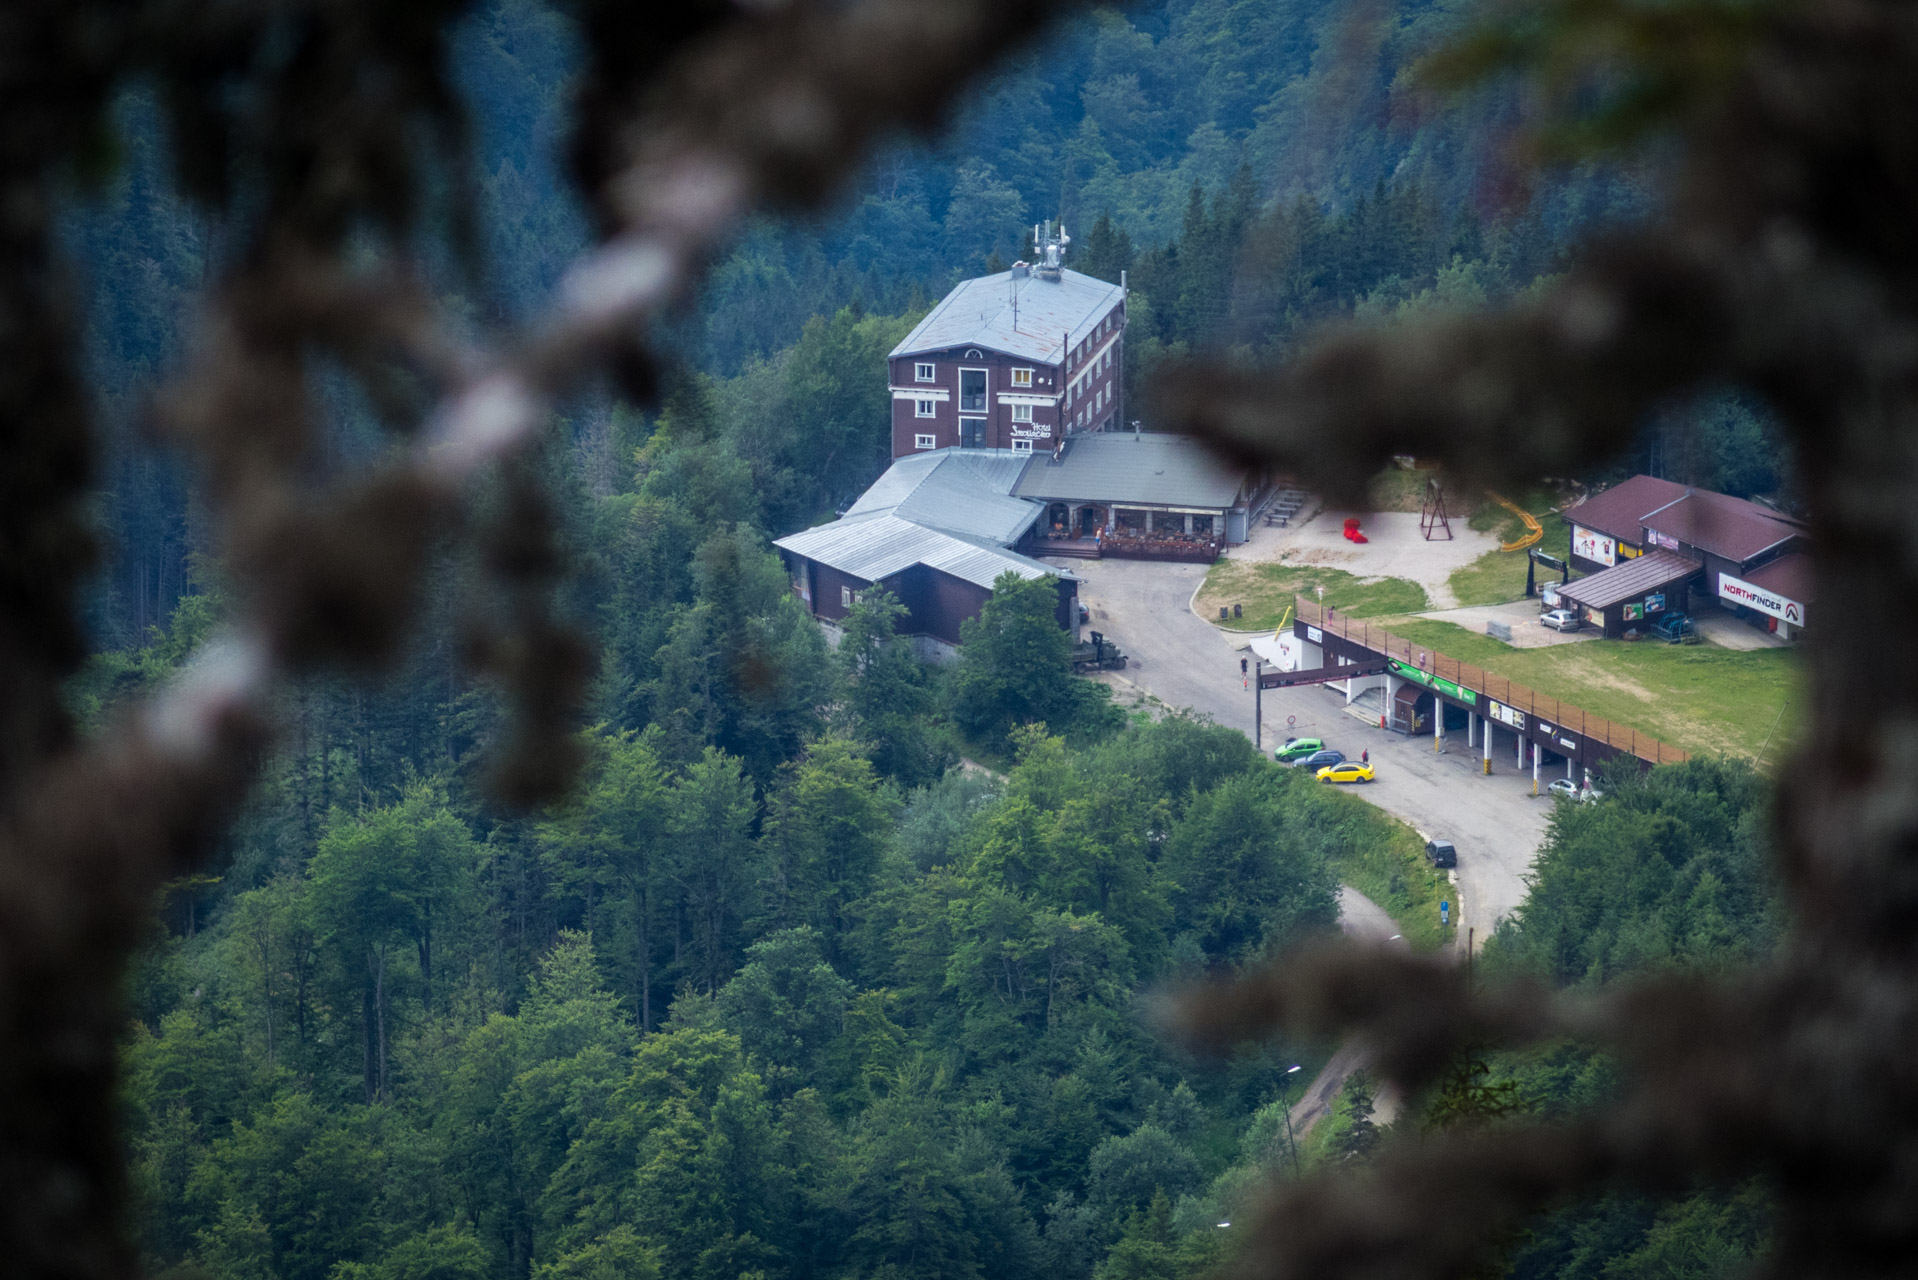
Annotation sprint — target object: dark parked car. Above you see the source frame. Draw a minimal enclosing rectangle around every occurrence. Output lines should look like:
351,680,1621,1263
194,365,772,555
1296,749,1344,771
1425,839,1457,868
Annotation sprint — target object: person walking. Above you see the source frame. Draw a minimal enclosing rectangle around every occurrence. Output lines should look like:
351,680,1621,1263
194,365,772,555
1361,749,1369,765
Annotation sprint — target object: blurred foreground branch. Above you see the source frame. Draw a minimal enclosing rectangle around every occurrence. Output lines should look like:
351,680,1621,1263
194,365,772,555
0,1,1080,1274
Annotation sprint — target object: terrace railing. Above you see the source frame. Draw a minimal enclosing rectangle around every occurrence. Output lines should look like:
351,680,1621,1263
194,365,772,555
1294,597,1690,766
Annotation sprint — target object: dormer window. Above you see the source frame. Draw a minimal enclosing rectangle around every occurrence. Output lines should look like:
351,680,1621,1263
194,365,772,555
1011,368,1033,388
914,362,935,382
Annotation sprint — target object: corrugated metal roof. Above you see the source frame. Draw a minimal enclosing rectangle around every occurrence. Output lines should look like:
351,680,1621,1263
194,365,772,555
1641,489,1802,564
889,268,1124,364
842,448,1042,544
774,514,1068,591
1559,548,1703,610
773,448,1069,592
1013,432,1247,508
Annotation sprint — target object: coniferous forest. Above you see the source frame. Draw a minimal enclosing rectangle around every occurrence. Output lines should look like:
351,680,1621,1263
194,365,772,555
69,3,1789,1279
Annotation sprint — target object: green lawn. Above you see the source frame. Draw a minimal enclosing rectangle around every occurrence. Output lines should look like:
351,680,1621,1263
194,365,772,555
1201,562,1429,631
1376,617,1803,761
1450,495,1572,607
1366,466,1438,513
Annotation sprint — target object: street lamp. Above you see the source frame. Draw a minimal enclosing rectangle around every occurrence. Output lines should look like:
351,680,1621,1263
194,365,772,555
1277,1063,1304,1176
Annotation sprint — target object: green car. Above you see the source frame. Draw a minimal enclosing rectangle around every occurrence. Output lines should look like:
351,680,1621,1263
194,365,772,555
1274,737,1324,763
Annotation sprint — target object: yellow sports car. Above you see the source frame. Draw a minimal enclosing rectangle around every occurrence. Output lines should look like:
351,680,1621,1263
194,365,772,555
1317,761,1375,784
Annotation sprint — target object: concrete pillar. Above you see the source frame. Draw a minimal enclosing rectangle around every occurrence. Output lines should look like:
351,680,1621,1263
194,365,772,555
1567,755,1575,780
1434,699,1443,753
1531,741,1541,796
1516,728,1525,768
1482,722,1493,775
1144,510,1153,533
1183,513,1193,535
1467,712,1477,748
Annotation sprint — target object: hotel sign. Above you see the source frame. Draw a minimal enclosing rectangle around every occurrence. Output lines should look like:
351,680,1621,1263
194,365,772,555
1571,525,1615,567
1718,573,1805,625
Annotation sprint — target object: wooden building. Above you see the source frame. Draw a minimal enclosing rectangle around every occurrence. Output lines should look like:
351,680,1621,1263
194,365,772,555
774,449,1077,661
888,223,1126,459
1012,430,1268,547
1558,476,1810,639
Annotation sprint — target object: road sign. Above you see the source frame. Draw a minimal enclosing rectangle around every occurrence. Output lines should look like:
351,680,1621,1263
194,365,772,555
1440,901,1451,925
1286,715,1296,728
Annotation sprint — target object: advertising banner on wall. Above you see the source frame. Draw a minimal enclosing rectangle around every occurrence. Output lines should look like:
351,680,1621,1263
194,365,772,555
1571,525,1616,566
1718,573,1806,626
1389,658,1479,706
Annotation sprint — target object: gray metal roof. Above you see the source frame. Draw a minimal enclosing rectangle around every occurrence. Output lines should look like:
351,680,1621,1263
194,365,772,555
1012,432,1248,509
774,513,1069,591
842,448,1041,544
890,267,1124,364
774,448,1070,592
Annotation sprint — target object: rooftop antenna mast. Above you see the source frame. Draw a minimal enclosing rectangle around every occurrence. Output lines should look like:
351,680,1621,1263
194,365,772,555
1035,217,1068,282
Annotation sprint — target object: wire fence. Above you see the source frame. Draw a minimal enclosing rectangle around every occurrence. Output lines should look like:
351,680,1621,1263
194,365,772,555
1295,597,1689,765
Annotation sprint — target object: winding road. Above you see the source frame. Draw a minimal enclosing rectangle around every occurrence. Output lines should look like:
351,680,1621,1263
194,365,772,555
1065,556,1554,952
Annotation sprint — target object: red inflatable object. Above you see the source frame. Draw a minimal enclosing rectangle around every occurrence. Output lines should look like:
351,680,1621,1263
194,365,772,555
1343,516,1362,531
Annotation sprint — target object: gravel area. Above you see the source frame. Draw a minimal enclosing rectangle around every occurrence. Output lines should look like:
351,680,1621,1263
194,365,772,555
1229,507,1501,609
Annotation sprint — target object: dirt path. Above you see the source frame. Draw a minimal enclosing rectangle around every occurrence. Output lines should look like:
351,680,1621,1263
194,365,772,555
1284,886,1407,1138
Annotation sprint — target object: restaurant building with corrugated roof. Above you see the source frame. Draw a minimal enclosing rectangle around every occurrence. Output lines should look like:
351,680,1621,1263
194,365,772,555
1554,475,1811,638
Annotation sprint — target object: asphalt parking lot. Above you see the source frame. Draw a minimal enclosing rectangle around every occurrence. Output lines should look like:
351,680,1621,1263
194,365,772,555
1066,555,1553,948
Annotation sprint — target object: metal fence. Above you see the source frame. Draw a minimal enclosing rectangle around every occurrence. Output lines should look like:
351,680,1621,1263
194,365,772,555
1295,597,1690,766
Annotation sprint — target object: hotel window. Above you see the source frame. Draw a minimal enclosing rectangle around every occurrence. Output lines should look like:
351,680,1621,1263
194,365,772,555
960,418,986,448
1011,438,1033,453
915,398,936,417
959,369,987,412
1011,367,1033,388
914,433,936,449
1012,403,1033,422
914,362,935,382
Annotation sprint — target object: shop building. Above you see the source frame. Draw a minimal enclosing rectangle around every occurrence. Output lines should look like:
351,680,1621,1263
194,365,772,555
1556,476,1810,639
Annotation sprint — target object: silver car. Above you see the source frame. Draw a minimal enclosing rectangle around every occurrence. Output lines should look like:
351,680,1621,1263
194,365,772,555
1541,608,1583,632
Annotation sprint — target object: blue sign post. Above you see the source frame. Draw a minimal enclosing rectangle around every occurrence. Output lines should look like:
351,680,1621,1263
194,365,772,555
1440,900,1451,926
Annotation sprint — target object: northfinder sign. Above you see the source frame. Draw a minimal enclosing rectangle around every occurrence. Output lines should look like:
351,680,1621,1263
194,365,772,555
1718,572,1805,625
